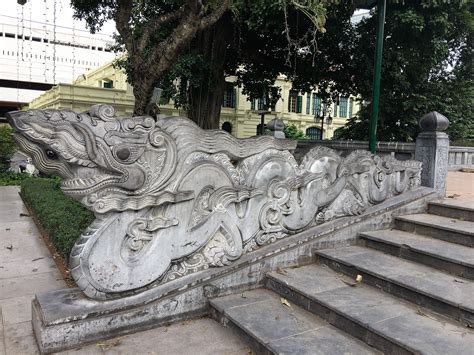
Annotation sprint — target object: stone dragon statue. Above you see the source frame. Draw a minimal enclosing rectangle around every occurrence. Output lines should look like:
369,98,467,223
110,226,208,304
7,105,422,300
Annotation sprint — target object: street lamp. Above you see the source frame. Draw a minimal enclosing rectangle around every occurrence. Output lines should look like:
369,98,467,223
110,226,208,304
355,0,387,153
314,102,332,140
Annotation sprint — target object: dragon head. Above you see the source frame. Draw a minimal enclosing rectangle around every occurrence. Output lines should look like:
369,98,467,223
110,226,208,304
7,105,178,213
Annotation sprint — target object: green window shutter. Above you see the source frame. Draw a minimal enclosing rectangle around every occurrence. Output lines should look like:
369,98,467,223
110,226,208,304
232,89,236,108
349,98,353,117
296,96,302,113
306,93,311,114
339,97,348,117
251,99,255,110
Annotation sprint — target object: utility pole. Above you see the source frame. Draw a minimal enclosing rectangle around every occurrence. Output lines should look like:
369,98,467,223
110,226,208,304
368,0,386,153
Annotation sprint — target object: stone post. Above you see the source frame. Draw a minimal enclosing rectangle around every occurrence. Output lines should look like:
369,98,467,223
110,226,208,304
415,111,450,195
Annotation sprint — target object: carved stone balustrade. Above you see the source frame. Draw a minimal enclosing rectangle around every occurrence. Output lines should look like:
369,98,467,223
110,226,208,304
7,105,422,300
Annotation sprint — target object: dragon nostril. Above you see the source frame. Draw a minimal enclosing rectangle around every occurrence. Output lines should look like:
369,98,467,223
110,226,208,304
116,147,131,161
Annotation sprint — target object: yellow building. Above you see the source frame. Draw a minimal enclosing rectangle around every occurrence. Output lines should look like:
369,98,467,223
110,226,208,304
28,60,359,139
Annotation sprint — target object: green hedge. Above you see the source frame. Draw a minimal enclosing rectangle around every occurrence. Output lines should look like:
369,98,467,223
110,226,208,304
0,172,31,186
20,177,95,259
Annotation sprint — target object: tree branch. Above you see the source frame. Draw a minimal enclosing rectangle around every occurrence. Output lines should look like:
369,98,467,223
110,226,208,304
199,0,230,29
115,0,134,53
139,6,186,51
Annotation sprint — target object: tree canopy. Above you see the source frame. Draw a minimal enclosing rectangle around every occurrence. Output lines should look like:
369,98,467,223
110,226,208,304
335,0,473,143
72,0,232,116
71,0,472,141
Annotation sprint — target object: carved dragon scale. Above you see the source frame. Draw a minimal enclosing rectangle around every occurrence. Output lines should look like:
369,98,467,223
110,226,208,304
7,105,422,300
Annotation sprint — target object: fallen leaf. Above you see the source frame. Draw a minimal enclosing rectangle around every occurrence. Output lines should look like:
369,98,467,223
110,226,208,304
447,194,460,198
454,279,466,284
5,244,13,251
32,257,44,262
338,274,363,287
19,213,30,217
5,228,10,231
416,308,437,321
280,297,292,310
241,293,247,299
96,337,122,351
276,267,287,275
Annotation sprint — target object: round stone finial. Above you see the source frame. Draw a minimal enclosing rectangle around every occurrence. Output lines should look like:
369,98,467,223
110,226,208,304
267,118,285,132
419,111,449,131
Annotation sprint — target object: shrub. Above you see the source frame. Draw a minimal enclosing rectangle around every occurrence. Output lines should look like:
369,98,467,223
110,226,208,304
284,123,306,140
0,125,17,171
20,177,95,259
0,172,31,186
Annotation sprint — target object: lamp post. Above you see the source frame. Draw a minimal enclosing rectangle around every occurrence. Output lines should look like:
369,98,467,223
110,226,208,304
368,0,387,153
315,102,332,140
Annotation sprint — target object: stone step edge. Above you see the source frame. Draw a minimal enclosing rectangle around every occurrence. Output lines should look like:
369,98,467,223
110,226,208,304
314,250,474,319
209,301,271,355
395,215,474,236
428,200,474,212
265,273,417,355
358,231,474,268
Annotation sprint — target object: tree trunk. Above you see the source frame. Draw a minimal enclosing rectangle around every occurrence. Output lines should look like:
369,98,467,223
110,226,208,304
187,16,231,129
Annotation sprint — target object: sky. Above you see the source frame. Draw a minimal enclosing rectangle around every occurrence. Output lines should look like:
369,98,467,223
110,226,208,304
2,0,116,38
3,1,371,39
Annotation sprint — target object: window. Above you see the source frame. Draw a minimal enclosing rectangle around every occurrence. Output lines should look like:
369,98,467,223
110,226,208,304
312,94,320,116
288,91,302,113
250,99,256,110
306,93,311,114
349,98,354,117
103,80,114,89
339,97,348,118
306,127,322,140
222,85,236,108
257,97,265,111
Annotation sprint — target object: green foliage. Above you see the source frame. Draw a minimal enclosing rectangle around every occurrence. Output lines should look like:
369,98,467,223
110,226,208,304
21,178,94,259
0,172,31,186
337,1,473,142
0,125,17,172
284,123,306,139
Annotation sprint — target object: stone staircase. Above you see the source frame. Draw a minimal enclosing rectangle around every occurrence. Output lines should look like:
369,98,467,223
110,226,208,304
210,199,474,354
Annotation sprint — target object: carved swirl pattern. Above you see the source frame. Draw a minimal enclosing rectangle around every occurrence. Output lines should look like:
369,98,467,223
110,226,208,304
7,105,423,299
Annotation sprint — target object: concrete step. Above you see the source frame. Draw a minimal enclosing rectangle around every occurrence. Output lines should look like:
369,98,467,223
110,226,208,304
395,213,474,247
314,245,474,326
209,288,381,355
266,265,474,355
359,229,474,279
428,199,474,222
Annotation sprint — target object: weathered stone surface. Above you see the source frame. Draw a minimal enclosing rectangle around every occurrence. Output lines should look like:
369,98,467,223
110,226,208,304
428,199,474,221
395,213,474,246
415,111,450,195
267,264,474,354
359,229,474,279
31,187,436,353
315,245,474,324
210,288,380,355
8,105,423,300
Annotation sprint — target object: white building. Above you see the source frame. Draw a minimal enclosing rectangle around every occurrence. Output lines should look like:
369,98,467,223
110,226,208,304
0,15,116,116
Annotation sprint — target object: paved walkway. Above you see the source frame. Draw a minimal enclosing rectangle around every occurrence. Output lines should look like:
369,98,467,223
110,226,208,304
0,171,472,354
446,171,474,201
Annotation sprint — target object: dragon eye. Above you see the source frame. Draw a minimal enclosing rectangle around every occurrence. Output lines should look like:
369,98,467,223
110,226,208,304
45,149,58,160
116,147,131,161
